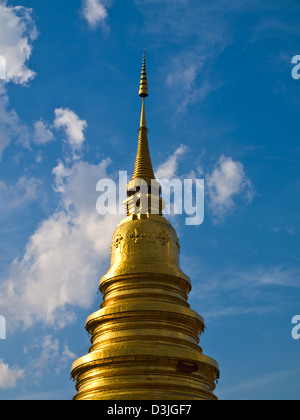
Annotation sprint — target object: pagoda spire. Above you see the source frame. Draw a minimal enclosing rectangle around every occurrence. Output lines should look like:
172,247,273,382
132,51,155,185
70,53,220,401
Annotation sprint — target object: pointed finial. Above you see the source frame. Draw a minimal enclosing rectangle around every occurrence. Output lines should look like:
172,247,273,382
139,50,149,98
131,51,155,184
124,51,164,215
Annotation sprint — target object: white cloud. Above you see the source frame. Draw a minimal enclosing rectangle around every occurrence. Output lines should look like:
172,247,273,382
0,1,37,157
33,120,54,145
0,158,122,330
155,144,188,180
0,90,55,158
24,335,76,378
155,148,253,224
0,2,37,85
165,54,218,111
206,155,254,221
0,359,24,389
82,0,110,29
166,62,199,92
0,87,29,159
54,108,88,159
0,175,41,218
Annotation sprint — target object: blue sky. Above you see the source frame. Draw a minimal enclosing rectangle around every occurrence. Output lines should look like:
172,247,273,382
0,0,299,400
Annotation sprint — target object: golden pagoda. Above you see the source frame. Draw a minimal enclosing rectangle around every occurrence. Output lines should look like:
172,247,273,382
71,52,220,400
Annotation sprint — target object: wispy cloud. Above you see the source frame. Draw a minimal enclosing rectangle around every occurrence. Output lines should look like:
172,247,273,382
0,334,76,390
0,175,41,219
165,52,223,113
81,0,111,29
53,108,88,160
155,144,188,180
220,367,300,399
0,359,24,389
0,2,37,157
135,0,289,114
0,87,29,158
33,120,54,145
206,155,254,223
185,261,300,321
24,335,76,378
135,0,234,112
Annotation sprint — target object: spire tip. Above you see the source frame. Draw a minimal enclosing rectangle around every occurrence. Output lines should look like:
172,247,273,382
139,50,149,98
